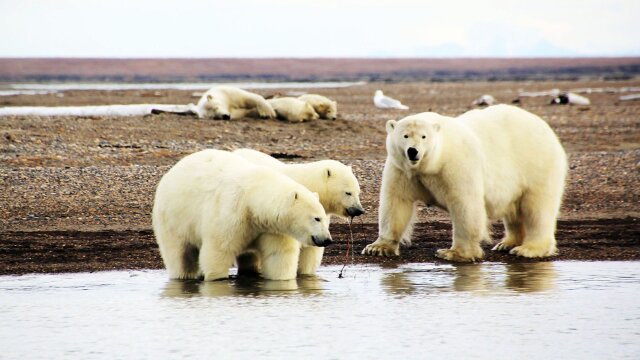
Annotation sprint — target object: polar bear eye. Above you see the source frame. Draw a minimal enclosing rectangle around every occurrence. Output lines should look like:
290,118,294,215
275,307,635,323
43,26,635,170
314,217,321,222
403,135,408,139
422,135,426,139
345,192,352,196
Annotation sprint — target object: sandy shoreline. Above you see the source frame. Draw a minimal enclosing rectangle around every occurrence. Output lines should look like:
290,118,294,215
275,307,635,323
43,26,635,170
1,80,639,275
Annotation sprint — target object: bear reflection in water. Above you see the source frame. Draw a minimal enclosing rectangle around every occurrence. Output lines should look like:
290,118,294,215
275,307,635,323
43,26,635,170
161,275,326,298
380,262,557,295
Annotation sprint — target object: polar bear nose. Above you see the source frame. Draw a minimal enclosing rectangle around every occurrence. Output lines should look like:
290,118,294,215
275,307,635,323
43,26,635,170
312,235,333,247
346,206,364,217
221,114,231,120
407,147,419,161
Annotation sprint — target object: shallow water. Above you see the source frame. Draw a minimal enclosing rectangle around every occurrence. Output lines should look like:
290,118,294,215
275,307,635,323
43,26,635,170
2,81,366,92
1,262,639,359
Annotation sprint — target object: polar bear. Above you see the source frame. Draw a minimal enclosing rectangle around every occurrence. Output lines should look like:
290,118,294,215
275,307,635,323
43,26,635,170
234,148,364,277
196,86,276,120
362,104,567,262
152,149,332,281
268,97,319,122
298,94,338,120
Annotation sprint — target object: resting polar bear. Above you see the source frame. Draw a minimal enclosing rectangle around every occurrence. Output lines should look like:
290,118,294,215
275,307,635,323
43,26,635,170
362,104,567,262
196,86,276,120
268,97,319,122
234,148,364,278
152,149,332,281
298,94,338,120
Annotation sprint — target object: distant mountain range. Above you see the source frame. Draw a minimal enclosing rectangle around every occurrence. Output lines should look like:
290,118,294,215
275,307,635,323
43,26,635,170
1,57,639,82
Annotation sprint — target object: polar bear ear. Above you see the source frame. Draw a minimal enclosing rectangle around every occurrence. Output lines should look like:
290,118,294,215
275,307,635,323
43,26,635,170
386,120,397,134
207,94,213,101
431,123,440,132
312,192,320,199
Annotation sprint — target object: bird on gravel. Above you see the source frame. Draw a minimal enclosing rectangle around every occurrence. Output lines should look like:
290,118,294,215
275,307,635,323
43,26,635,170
373,90,409,110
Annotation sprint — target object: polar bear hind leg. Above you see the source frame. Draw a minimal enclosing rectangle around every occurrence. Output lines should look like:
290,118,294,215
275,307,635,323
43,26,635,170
509,191,560,258
199,239,236,281
156,230,200,279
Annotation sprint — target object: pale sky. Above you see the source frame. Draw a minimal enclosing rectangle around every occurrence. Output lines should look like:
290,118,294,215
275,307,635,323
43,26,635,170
1,0,638,58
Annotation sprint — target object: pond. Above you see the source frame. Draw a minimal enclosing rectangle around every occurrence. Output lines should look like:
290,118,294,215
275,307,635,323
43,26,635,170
1,262,638,359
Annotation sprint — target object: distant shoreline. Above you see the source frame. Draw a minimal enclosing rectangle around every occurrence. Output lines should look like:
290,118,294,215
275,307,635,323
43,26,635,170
1,57,639,83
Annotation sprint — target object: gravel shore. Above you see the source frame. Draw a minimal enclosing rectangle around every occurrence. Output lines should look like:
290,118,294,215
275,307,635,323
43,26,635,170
1,80,639,274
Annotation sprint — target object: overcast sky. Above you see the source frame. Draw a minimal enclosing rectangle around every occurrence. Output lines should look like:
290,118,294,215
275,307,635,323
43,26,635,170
1,0,638,58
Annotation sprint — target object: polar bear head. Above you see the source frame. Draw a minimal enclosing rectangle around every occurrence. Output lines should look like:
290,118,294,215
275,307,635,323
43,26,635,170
283,189,333,247
316,101,337,120
314,160,364,218
386,115,442,169
202,94,231,120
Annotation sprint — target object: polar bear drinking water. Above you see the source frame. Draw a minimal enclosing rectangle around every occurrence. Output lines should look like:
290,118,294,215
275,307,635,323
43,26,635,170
152,149,332,280
362,104,567,262
234,148,364,278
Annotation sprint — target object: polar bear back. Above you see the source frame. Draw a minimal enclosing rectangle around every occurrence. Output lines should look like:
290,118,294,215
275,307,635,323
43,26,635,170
456,105,567,217
458,104,566,176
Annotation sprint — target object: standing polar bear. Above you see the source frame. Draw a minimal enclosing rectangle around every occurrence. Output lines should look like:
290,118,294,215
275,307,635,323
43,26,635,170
234,148,364,278
268,97,319,122
298,94,338,120
152,149,332,281
362,104,567,262
196,86,276,120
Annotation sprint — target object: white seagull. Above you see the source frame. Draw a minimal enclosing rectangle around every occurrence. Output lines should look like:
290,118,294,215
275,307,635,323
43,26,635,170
374,90,409,110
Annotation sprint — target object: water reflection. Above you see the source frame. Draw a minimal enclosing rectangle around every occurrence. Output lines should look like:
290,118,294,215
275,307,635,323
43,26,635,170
161,275,326,298
380,262,557,296
504,262,556,293
2,262,639,359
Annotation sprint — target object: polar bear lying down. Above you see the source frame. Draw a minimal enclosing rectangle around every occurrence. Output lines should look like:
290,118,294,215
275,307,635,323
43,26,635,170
233,149,364,278
152,149,332,281
363,104,567,262
195,86,276,120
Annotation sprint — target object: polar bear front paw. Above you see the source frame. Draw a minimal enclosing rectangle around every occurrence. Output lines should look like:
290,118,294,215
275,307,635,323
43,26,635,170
492,240,515,252
436,248,482,262
361,238,400,257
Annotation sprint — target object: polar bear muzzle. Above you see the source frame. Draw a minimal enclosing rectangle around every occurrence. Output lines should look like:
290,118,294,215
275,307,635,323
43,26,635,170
312,235,333,247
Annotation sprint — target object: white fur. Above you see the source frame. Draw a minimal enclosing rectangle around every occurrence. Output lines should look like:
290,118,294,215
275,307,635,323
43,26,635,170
362,104,567,262
152,149,331,281
267,97,319,122
196,86,276,120
234,148,364,275
298,94,338,120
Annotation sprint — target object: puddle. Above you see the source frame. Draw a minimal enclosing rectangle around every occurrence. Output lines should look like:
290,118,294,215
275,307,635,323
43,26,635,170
1,262,639,359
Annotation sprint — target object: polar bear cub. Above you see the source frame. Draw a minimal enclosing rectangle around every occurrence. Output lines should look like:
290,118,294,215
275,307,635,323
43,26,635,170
152,149,332,281
196,86,276,120
268,97,319,122
298,94,338,120
234,148,364,277
362,104,567,262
